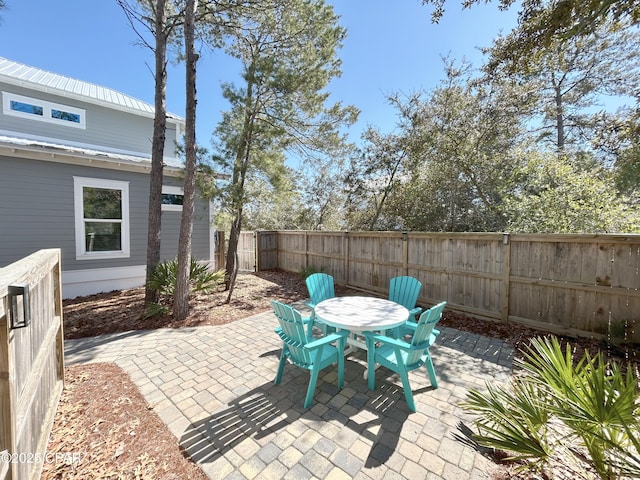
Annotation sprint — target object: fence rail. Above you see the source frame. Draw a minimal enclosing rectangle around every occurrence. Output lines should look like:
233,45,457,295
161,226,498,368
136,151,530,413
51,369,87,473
1,249,65,480
241,230,640,342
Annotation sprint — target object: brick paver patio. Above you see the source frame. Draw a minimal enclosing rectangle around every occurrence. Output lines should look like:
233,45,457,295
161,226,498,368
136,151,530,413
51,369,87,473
65,303,514,479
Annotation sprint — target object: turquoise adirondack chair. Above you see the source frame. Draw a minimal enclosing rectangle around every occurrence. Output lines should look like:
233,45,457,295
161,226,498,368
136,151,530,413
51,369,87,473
388,276,423,337
363,301,447,412
304,273,336,336
272,300,347,409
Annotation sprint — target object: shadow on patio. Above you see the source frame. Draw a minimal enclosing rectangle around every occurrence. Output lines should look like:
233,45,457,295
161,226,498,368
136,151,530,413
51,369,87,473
178,347,472,477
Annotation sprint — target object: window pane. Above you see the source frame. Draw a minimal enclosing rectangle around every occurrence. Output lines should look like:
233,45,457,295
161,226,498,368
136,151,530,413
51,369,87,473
83,187,122,219
51,109,81,123
10,100,43,116
85,222,122,252
162,193,184,206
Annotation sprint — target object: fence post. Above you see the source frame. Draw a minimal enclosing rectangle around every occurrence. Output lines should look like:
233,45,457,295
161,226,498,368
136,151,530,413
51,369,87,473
500,233,511,323
276,231,280,270
343,231,349,286
402,231,409,276
214,231,225,271
254,230,260,272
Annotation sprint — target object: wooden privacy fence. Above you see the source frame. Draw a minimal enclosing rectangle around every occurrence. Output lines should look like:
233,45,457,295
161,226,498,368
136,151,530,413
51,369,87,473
1,249,65,480
244,230,640,343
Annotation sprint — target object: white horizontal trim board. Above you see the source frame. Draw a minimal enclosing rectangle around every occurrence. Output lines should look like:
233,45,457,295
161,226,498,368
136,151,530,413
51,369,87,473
62,265,146,299
0,129,185,170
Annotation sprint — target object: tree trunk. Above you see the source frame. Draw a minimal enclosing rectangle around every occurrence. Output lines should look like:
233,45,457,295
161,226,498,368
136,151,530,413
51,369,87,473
144,0,169,307
223,75,256,295
369,153,404,230
554,81,565,154
224,210,242,297
174,0,198,320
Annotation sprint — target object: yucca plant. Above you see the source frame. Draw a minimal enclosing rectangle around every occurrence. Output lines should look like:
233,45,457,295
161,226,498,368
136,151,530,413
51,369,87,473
145,257,225,316
463,335,640,479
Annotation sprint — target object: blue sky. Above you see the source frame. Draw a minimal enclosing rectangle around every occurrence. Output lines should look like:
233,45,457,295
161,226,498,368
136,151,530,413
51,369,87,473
0,0,519,151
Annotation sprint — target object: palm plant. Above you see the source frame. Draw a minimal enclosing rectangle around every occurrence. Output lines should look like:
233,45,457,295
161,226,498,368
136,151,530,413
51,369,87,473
146,257,225,316
463,336,640,479
465,376,553,474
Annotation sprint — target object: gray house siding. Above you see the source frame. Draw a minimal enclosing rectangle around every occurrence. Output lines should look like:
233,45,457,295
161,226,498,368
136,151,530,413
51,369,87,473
160,204,212,262
0,85,179,159
0,57,215,298
0,155,211,271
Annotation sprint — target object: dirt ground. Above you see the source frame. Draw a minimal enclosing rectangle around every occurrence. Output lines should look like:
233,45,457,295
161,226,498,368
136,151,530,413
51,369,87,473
48,270,636,479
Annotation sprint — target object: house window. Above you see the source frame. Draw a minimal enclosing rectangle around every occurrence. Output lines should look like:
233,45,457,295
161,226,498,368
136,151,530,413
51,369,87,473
51,108,81,124
10,99,43,116
74,177,130,260
161,185,184,212
2,92,86,129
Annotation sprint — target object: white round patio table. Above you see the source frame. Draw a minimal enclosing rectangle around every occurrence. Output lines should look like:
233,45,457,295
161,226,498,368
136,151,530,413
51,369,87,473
314,296,409,333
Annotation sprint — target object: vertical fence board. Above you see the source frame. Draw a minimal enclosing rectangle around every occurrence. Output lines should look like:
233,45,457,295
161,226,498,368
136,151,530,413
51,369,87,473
611,244,638,288
596,243,615,287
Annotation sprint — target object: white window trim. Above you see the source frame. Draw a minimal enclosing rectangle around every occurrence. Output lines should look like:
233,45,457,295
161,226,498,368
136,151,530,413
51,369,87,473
161,185,184,212
73,176,130,260
3,91,86,129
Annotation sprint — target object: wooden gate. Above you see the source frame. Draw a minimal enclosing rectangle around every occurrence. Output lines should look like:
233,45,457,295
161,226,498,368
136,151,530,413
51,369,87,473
237,231,257,272
1,249,65,480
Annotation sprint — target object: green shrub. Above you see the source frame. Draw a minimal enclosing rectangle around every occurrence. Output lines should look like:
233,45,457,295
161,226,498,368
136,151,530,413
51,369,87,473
146,258,225,316
463,336,640,478
299,265,324,279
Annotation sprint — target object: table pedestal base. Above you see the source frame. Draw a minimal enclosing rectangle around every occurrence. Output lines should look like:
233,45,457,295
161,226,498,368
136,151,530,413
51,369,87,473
343,332,382,380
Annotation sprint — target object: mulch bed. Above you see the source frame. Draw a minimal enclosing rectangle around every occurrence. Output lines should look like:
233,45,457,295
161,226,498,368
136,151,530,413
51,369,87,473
41,363,208,480
62,269,638,366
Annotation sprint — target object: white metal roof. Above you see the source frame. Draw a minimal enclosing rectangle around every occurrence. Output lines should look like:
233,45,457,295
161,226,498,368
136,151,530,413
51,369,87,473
0,56,184,123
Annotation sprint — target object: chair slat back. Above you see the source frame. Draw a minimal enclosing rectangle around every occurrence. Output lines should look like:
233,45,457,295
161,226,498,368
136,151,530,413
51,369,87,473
388,276,421,310
406,301,447,365
272,301,312,366
305,273,335,307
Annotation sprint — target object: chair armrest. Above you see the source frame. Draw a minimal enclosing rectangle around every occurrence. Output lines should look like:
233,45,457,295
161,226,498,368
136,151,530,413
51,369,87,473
305,330,348,350
404,320,419,332
408,306,422,316
363,331,410,349
404,320,439,336
363,331,432,351
305,300,316,309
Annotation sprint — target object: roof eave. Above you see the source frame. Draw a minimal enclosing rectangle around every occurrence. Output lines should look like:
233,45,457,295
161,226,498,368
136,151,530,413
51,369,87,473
0,141,184,176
